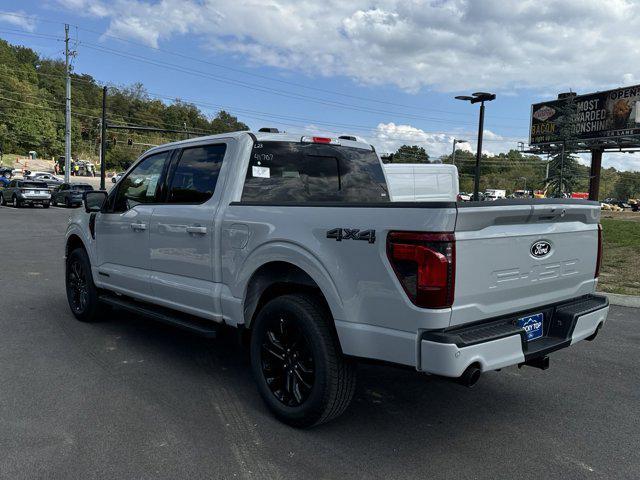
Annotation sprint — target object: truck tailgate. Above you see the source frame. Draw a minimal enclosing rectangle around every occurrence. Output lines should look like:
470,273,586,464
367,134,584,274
451,201,600,326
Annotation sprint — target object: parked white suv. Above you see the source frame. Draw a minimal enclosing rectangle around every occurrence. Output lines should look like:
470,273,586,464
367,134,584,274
65,130,609,427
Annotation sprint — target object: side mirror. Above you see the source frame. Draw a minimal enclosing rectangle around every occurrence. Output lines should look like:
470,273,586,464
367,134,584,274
84,190,107,213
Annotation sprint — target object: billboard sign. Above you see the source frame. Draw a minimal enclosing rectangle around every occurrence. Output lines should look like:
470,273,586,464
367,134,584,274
530,85,640,145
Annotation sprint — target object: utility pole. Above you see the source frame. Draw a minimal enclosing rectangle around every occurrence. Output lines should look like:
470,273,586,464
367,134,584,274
559,141,565,197
64,24,72,183
100,86,107,190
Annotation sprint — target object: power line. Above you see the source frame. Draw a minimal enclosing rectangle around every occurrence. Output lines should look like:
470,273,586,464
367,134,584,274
0,28,61,41
0,95,100,119
140,90,526,143
0,11,73,27
75,25,530,121
81,42,528,131
0,11,528,121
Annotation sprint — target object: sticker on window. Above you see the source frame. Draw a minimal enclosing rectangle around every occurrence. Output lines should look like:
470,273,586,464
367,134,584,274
146,174,160,196
252,166,270,178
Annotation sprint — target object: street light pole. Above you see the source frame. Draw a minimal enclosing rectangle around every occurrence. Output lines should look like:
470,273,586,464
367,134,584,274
455,92,496,201
473,102,486,201
451,138,467,167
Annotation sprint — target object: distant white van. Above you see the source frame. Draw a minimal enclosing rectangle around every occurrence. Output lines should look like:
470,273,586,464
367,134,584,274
383,163,459,202
484,189,506,201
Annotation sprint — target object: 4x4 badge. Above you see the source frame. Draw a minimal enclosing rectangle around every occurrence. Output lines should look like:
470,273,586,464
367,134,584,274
326,228,376,244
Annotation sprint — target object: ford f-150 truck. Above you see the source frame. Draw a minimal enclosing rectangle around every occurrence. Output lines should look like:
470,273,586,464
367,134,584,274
65,130,609,427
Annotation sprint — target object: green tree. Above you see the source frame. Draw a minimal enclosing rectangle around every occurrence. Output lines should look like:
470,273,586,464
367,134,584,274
545,95,582,196
613,172,640,200
210,110,249,133
388,145,430,163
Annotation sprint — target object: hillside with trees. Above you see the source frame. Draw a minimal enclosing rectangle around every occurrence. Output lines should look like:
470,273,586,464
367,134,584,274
0,38,247,170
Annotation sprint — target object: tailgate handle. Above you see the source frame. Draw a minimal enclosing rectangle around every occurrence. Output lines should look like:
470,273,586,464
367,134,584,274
537,208,566,221
130,222,147,231
186,226,207,235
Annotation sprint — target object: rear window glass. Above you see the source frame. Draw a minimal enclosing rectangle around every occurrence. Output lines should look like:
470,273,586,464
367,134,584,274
72,184,93,191
241,141,388,203
23,182,47,188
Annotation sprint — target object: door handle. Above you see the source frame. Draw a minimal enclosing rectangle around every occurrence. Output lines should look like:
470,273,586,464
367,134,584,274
186,226,207,235
130,222,147,231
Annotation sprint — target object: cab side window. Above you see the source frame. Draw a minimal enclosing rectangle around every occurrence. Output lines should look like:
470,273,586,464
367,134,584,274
113,151,169,212
167,144,226,204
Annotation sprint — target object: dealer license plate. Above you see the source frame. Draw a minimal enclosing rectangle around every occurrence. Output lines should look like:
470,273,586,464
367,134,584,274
517,313,544,341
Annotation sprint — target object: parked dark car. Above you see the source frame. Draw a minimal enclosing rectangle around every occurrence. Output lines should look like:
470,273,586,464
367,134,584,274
0,179,50,208
52,183,94,207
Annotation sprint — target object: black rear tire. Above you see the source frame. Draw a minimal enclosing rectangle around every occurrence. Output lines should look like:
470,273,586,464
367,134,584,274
250,293,356,428
12,195,20,208
43,202,50,209
65,197,71,208
66,248,101,322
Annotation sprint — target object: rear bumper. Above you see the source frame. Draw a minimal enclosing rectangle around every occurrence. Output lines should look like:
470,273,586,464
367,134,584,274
419,294,609,377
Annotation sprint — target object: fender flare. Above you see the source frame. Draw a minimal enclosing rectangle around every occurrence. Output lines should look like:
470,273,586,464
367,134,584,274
233,240,345,326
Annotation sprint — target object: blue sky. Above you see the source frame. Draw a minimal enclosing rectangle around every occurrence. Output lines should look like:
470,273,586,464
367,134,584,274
1,0,640,171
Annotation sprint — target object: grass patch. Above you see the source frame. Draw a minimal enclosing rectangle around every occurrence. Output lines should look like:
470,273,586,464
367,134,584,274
598,218,640,295
1,153,22,167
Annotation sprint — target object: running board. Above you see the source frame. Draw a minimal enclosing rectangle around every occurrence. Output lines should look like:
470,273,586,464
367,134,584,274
99,293,218,338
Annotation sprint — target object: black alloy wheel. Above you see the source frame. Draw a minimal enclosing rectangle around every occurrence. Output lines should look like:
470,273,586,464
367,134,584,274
65,248,101,322
67,256,89,314
250,294,356,427
261,315,315,407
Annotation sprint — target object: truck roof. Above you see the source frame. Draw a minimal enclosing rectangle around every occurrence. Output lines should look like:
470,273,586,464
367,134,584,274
143,130,374,155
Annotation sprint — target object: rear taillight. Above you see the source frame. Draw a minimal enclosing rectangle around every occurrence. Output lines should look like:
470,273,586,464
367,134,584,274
595,223,602,278
387,231,455,309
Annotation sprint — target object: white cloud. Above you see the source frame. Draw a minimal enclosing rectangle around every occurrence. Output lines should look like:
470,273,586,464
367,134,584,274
368,123,515,158
55,0,640,94
0,11,36,32
578,152,640,172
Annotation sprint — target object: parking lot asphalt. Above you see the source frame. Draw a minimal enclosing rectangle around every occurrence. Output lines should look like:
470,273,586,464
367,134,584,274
0,206,638,480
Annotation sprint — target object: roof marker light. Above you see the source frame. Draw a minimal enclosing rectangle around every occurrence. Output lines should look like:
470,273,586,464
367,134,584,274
301,136,340,145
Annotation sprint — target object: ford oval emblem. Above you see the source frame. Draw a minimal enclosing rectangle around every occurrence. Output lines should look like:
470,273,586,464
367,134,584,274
531,240,552,258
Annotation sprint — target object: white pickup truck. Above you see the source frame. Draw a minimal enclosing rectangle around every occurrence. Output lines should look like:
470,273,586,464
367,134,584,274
65,130,609,427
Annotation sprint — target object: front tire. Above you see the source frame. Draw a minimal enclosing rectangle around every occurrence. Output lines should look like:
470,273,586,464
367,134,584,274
250,293,356,427
65,248,101,322
12,195,20,208
65,197,71,208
